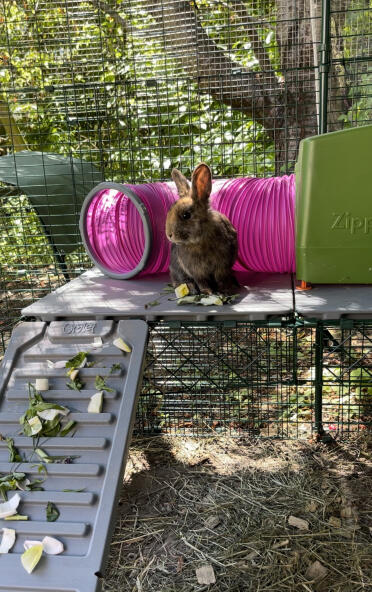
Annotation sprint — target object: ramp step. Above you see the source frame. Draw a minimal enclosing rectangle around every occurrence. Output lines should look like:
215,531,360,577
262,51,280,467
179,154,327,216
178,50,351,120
0,437,107,450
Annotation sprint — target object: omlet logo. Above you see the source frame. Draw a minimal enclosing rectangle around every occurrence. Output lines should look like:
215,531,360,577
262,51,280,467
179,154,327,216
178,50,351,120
332,212,372,234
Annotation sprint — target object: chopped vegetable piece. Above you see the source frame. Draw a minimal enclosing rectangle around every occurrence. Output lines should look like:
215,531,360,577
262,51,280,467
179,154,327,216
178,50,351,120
35,378,49,391
66,377,84,391
200,295,223,306
23,540,41,551
175,283,189,298
47,360,67,369
4,514,28,520
5,437,22,463
67,367,79,381
37,407,69,421
35,448,53,464
95,375,114,392
109,363,122,374
59,420,77,437
0,493,21,518
92,337,103,348
0,528,16,553
144,299,160,309
46,501,60,522
88,391,103,413
42,536,64,555
21,543,43,573
65,352,88,369
28,416,43,436
176,295,201,305
113,337,132,353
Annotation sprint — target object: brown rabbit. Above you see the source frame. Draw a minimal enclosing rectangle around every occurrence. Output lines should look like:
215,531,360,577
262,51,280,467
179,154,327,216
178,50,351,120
166,163,238,295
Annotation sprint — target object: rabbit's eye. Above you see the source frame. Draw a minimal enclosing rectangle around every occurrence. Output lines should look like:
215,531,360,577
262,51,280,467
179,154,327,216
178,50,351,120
182,210,191,220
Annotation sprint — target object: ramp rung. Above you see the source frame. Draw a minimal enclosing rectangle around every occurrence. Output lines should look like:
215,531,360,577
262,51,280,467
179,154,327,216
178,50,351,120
0,437,107,450
0,462,102,477
14,368,122,378
1,520,89,537
20,491,95,505
6,389,117,401
0,412,113,424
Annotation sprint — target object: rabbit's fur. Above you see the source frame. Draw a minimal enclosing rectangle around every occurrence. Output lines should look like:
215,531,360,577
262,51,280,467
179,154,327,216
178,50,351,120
166,163,238,295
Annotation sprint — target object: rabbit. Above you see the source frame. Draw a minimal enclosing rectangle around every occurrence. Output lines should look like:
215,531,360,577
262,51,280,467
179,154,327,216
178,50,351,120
166,163,239,295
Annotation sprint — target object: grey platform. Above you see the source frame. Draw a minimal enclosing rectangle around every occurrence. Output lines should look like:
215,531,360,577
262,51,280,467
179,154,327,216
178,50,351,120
0,319,148,592
294,283,372,319
22,268,295,321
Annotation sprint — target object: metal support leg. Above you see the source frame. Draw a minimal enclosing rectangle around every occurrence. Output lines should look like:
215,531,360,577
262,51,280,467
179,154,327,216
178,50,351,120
314,322,324,437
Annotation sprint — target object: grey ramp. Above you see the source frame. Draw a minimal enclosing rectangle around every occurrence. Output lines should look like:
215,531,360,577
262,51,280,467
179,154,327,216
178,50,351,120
0,319,148,592
22,267,294,321
295,284,372,319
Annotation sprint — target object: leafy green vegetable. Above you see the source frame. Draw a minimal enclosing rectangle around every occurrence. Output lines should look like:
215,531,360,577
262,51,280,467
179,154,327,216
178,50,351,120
94,375,114,392
6,438,22,463
144,299,160,309
62,488,85,492
109,363,122,374
65,352,88,370
0,472,44,500
46,501,60,522
4,514,28,520
66,377,84,391
59,420,77,437
20,384,72,438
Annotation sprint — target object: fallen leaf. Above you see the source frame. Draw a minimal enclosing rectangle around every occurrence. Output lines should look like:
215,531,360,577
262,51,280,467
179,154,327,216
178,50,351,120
305,501,317,512
305,560,328,581
176,556,184,573
288,515,309,530
195,564,216,585
328,516,341,528
204,515,221,529
272,539,290,549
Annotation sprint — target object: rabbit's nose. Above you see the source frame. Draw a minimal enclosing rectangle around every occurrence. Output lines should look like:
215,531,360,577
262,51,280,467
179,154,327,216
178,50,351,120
168,232,173,239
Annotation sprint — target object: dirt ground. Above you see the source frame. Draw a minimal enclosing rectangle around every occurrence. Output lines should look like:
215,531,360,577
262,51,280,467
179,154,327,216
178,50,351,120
102,435,372,592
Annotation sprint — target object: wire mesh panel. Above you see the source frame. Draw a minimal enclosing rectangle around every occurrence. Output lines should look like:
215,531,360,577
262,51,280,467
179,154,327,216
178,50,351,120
0,0,371,348
321,322,372,437
137,321,317,439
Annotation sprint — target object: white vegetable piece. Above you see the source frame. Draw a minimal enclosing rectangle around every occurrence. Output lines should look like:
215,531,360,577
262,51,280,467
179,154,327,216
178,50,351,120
47,360,67,369
28,415,43,435
0,493,21,519
67,367,79,381
24,536,64,555
88,391,103,413
21,543,43,573
23,540,41,551
200,295,223,306
113,337,132,353
42,536,64,555
35,378,49,391
0,528,16,553
175,283,189,298
38,407,69,421
91,336,103,348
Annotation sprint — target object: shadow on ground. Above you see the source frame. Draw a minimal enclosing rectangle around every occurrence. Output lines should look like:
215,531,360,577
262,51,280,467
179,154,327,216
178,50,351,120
103,435,372,592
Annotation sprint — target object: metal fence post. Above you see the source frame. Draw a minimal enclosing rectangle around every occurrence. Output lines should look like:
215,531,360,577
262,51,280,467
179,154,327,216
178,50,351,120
314,322,324,436
319,0,331,134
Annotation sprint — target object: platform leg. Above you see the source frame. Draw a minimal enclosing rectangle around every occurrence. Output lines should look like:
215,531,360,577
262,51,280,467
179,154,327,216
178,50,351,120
314,323,324,438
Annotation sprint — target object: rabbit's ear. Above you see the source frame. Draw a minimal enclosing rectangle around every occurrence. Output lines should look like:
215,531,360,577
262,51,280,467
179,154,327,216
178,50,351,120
171,168,190,199
191,163,212,204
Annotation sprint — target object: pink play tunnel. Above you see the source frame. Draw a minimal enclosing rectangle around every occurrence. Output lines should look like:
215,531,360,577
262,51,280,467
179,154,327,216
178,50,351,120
79,175,296,279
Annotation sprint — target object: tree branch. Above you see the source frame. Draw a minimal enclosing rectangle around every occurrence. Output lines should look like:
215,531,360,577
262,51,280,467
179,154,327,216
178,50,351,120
144,0,281,135
89,0,128,31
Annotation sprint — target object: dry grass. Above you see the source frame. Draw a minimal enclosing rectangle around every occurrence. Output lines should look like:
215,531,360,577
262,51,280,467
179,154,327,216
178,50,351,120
103,435,372,592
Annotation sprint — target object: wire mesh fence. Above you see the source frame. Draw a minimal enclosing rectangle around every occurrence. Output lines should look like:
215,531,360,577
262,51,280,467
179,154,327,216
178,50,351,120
0,1,371,437
137,320,371,438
